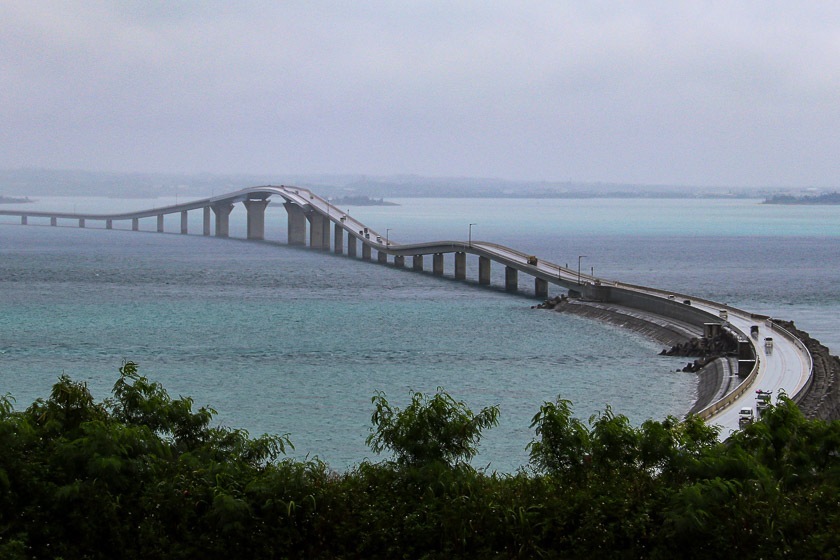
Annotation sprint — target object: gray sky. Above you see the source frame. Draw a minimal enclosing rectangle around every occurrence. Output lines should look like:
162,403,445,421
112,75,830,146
1,1,838,187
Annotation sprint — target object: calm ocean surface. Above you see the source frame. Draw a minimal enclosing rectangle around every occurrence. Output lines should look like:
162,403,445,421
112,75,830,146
1,196,838,472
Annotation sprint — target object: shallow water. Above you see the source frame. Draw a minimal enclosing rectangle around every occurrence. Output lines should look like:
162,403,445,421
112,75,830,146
1,196,838,471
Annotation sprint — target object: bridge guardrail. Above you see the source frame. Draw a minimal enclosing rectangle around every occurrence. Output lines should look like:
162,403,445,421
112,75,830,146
694,356,761,421
768,319,814,403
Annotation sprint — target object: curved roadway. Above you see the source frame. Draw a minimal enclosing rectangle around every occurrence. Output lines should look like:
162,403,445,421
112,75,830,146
1,184,813,437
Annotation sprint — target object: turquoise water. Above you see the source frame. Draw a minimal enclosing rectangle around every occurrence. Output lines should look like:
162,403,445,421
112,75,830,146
1,196,838,471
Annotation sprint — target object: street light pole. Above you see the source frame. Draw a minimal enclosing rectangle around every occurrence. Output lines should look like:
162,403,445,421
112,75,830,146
578,255,587,285
469,223,476,247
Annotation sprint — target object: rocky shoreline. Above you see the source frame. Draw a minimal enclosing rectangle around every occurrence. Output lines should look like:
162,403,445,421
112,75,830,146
773,320,840,421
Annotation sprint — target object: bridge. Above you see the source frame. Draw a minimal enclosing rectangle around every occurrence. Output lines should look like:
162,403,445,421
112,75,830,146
0,185,814,437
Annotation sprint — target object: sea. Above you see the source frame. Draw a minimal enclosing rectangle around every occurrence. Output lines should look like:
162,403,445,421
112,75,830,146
1,196,838,472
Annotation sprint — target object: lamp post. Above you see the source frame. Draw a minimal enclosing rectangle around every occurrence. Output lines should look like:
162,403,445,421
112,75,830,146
578,255,587,285
468,223,476,247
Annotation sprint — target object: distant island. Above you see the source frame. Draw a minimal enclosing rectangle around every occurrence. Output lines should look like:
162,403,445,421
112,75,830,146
328,195,398,206
0,195,33,204
763,192,840,205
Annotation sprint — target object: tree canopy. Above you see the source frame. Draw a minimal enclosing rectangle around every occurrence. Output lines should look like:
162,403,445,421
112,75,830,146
1,363,838,559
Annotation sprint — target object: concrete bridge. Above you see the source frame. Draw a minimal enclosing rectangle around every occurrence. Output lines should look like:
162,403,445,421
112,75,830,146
0,185,814,437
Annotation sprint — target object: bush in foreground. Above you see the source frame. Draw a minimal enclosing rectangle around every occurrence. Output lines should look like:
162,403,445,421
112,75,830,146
0,363,838,558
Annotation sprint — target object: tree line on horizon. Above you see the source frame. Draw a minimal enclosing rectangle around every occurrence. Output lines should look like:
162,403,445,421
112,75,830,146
1,362,838,559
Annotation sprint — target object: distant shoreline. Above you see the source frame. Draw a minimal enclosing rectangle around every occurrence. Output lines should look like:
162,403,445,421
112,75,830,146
0,196,34,205
763,192,840,205
329,196,398,206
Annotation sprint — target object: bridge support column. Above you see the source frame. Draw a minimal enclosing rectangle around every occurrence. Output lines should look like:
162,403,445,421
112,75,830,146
362,243,372,260
413,255,423,271
284,203,306,245
321,217,331,251
535,277,548,298
505,266,518,292
479,256,491,285
347,235,357,257
433,253,444,275
51,217,57,227
212,203,234,237
180,211,189,234
203,207,211,236
378,250,388,264
157,215,164,233
334,224,343,254
20,216,27,225
244,199,269,240
79,218,85,228
306,212,325,249
132,218,139,231
454,252,466,280
106,219,112,230
394,255,405,268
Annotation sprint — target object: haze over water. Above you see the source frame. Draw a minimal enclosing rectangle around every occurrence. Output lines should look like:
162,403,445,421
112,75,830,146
1,196,838,472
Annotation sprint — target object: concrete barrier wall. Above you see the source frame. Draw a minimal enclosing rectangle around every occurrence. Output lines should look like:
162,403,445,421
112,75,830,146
585,284,722,328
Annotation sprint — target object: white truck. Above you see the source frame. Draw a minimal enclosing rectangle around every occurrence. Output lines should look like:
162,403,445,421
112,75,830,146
756,390,773,418
738,407,755,428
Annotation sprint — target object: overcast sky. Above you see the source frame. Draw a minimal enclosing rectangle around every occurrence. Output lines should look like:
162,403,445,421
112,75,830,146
1,2,838,187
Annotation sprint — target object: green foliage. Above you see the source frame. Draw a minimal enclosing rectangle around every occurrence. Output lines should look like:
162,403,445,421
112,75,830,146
366,388,500,467
1,368,838,559
528,398,590,476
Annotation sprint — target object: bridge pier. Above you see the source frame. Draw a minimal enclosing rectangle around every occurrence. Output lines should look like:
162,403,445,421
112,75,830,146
157,215,165,233
244,198,269,240
20,216,27,225
50,217,57,227
378,250,388,264
132,218,139,231
79,218,85,228
212,203,234,237
454,252,466,280
535,277,548,298
181,211,189,234
203,207,211,236
505,266,518,292
394,255,405,268
347,235,357,257
307,212,325,249
284,203,306,245
334,224,344,254
479,256,491,285
321,217,331,251
106,219,112,230
362,243,372,260
413,255,423,271
433,253,444,275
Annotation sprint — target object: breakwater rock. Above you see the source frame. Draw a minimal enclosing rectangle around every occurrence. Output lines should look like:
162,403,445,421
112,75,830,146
660,332,738,358
660,332,739,372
